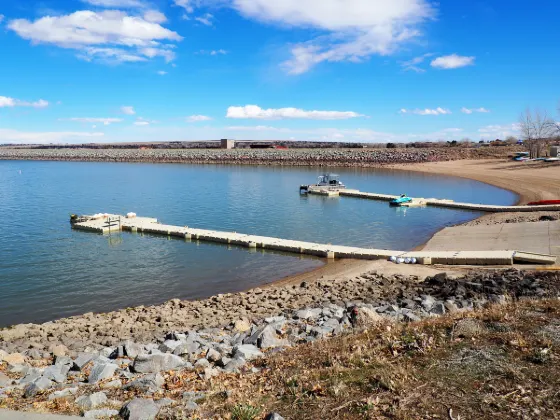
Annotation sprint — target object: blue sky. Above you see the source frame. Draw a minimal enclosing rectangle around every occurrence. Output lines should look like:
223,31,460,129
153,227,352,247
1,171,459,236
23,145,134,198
0,0,559,144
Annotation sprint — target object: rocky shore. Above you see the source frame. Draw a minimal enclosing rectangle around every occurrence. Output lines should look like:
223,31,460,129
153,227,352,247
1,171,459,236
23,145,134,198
1,269,559,418
0,147,520,167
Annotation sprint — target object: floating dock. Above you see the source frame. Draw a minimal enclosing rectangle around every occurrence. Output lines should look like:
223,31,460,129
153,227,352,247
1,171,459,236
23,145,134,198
71,214,557,266
337,190,560,212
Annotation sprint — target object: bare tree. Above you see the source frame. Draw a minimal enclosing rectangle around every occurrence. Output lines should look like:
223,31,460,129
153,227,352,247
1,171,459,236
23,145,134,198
518,108,556,157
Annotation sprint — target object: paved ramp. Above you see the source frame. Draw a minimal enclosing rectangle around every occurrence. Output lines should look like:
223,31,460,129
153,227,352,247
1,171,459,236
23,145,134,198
423,221,560,264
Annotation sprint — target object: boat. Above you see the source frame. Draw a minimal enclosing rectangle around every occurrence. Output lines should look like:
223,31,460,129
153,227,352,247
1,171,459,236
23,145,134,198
527,200,560,206
390,194,413,206
300,174,346,193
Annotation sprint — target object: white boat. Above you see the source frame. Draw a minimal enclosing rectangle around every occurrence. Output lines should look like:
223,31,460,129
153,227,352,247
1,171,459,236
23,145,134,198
300,174,346,195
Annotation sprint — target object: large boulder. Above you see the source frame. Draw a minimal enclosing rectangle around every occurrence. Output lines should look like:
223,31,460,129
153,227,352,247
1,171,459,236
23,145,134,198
88,362,118,384
123,373,164,393
84,409,120,419
350,307,385,329
73,353,96,371
43,364,69,383
120,398,159,420
232,345,263,361
132,353,184,373
75,392,108,410
124,341,145,359
24,376,53,398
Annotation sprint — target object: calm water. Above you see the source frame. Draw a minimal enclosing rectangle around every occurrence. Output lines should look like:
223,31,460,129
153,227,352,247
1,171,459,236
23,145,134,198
0,160,517,326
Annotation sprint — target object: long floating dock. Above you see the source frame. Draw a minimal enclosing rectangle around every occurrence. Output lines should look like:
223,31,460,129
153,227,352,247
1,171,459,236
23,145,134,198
71,214,556,266
334,190,560,212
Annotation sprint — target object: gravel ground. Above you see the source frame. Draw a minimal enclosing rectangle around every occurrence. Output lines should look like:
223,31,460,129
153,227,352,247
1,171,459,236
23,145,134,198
0,147,520,167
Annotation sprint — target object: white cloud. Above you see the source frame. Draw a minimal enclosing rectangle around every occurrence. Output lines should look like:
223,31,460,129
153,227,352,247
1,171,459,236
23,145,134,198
134,121,150,126
133,117,157,126
121,106,135,115
0,96,49,108
187,115,213,122
210,49,227,55
157,70,168,75
8,10,182,64
431,54,475,69
399,107,451,115
195,13,214,26
0,14,4,24
143,10,167,24
81,0,147,8
461,107,490,114
0,128,104,144
226,105,364,120
224,0,435,74
64,117,123,125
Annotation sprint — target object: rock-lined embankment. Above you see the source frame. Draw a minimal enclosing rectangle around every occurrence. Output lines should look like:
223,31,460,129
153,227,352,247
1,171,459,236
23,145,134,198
0,147,520,167
0,269,558,418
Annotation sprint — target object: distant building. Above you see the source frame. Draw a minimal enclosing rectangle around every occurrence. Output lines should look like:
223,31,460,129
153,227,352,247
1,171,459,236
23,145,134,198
550,146,559,157
220,139,235,149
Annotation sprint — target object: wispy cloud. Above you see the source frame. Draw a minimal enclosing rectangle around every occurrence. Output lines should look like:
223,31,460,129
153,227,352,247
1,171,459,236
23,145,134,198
431,54,475,69
400,53,434,72
461,107,490,114
0,128,104,144
121,106,135,115
157,70,168,75
227,105,364,120
0,96,49,108
399,107,451,115
195,13,214,26
81,0,148,8
63,117,123,125
187,115,213,122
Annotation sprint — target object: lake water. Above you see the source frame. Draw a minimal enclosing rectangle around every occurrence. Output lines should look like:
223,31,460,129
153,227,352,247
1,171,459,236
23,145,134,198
0,160,517,326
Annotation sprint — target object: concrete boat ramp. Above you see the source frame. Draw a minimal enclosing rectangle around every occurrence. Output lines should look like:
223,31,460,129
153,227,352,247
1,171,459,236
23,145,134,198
71,214,557,266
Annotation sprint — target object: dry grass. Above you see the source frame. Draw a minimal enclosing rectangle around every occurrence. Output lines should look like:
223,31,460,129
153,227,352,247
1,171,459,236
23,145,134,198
2,299,560,419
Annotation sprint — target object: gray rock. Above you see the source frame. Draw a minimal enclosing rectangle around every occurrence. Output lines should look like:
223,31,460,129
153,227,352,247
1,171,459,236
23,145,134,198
88,362,118,384
84,409,120,418
48,387,78,400
132,353,184,373
120,398,159,420
76,392,108,410
43,365,68,383
159,340,182,353
99,347,114,358
224,356,246,373
265,413,285,420
24,376,53,397
25,349,43,360
124,341,145,359
0,372,12,387
183,401,198,412
217,356,231,368
0,349,7,362
172,341,200,357
20,368,44,385
295,308,322,320
123,373,164,393
206,348,221,362
420,295,436,311
430,302,446,316
194,358,210,369
257,326,290,350
232,344,263,361
73,353,95,371
200,367,220,380
100,379,123,389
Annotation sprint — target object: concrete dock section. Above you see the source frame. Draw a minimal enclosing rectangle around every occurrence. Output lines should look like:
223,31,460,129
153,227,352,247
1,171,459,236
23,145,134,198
337,190,560,212
71,214,557,266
